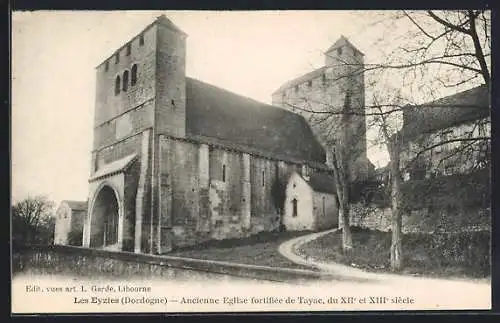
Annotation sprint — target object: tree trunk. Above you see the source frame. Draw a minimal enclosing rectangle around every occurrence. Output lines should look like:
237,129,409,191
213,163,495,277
388,139,403,271
340,199,353,253
333,161,353,254
390,182,403,271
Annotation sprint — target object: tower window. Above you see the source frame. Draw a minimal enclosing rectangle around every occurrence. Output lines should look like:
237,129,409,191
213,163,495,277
139,34,145,46
307,80,312,87
114,75,121,95
262,170,265,186
322,73,326,84
222,164,226,182
337,47,342,56
115,53,120,64
292,199,298,217
322,196,326,215
104,61,109,72
126,43,131,56
131,64,138,86
123,70,129,92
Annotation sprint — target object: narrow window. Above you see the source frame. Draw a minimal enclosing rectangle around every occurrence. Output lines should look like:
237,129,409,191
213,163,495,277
322,73,326,84
479,122,486,136
222,164,226,182
104,61,109,72
115,53,120,64
322,196,326,215
131,64,138,86
292,199,298,217
262,170,265,187
307,80,312,87
123,70,129,92
337,47,342,56
139,34,145,46
115,75,121,95
126,43,131,56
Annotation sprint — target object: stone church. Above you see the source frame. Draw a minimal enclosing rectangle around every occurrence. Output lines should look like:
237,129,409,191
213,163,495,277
81,15,370,255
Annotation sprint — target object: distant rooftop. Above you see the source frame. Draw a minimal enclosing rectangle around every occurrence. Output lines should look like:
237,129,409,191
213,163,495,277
61,200,87,211
400,84,490,139
325,35,364,56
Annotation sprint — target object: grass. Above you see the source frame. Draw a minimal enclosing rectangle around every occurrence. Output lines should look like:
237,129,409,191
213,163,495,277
169,230,317,271
297,227,491,279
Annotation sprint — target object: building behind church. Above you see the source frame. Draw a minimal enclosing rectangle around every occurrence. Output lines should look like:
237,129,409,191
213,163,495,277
75,15,371,255
54,200,87,246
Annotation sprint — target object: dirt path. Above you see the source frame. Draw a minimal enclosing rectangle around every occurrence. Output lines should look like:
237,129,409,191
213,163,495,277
278,229,491,285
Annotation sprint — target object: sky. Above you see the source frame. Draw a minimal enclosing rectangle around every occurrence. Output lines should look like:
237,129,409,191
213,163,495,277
12,10,399,205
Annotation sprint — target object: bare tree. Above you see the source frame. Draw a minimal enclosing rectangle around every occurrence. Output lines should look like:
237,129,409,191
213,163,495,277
282,9,490,270
12,195,55,246
368,10,490,271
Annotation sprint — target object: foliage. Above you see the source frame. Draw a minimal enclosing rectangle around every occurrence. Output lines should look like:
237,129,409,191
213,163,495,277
12,196,55,247
298,227,490,278
358,168,489,211
401,168,490,210
67,229,83,246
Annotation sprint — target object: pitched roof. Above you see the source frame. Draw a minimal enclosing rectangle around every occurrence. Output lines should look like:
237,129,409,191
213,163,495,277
308,172,336,194
90,154,137,182
272,66,327,95
185,77,326,163
325,35,365,56
155,15,187,36
62,200,87,211
400,85,490,140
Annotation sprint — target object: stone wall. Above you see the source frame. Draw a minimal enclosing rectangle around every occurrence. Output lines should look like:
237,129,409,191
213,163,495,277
347,203,491,233
312,192,338,230
159,137,203,249
69,209,86,246
123,161,140,251
94,25,157,131
12,245,324,282
271,39,369,181
157,136,314,250
283,172,313,231
54,204,71,245
155,22,187,138
250,156,281,234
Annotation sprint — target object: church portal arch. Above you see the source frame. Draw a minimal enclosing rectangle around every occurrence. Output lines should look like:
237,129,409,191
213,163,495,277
89,184,121,248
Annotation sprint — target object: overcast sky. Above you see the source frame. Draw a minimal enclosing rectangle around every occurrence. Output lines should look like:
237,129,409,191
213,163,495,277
12,10,396,205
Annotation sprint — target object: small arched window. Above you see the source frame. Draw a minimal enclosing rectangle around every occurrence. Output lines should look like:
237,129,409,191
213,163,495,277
131,64,138,86
222,165,226,182
115,75,121,95
123,70,129,92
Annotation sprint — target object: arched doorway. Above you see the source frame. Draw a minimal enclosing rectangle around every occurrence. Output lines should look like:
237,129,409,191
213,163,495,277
89,186,119,248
